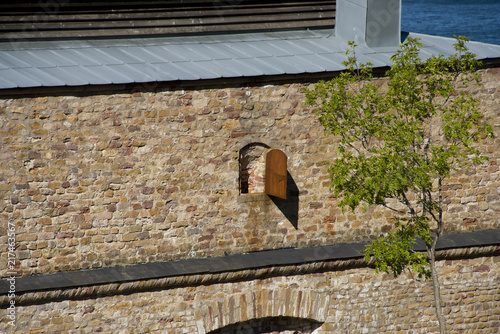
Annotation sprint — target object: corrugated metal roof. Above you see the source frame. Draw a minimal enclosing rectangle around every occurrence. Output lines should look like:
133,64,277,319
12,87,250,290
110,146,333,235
0,0,336,40
0,29,500,90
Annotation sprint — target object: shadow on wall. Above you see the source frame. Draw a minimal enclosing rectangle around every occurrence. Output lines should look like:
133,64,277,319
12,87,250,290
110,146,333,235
208,316,322,334
270,172,299,230
239,142,299,229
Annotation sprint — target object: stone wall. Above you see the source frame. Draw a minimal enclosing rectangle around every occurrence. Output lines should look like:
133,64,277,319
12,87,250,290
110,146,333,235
1,255,499,333
0,69,499,278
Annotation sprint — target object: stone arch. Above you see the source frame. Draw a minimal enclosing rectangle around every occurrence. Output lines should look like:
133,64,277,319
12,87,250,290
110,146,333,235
195,289,330,334
239,143,270,194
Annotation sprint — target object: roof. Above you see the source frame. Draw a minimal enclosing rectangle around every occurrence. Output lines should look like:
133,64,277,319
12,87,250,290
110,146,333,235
0,29,500,90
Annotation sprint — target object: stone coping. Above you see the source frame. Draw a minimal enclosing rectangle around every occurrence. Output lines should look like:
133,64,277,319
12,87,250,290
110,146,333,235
1,229,499,296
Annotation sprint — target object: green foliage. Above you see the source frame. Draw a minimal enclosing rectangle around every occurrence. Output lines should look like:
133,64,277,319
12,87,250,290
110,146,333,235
363,217,432,279
305,36,494,278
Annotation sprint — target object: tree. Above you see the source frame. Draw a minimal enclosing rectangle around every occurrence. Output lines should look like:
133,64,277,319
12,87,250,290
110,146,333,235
305,36,494,333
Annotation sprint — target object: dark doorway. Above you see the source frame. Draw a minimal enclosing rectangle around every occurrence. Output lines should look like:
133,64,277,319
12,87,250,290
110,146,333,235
208,316,322,334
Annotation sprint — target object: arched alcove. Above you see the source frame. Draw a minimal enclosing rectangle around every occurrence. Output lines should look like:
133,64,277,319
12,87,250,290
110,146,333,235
239,143,288,199
239,143,270,194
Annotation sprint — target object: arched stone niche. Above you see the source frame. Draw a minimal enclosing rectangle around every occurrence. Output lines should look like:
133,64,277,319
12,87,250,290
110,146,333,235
239,143,270,195
195,288,330,334
239,143,288,199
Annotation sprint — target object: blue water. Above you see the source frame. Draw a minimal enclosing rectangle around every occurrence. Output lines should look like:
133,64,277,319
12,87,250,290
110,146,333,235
401,0,500,45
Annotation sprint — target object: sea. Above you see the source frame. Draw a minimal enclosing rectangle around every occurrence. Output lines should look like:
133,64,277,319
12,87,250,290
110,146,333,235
401,0,500,46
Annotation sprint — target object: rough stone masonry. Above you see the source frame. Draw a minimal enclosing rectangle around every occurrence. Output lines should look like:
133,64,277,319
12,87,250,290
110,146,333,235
0,68,499,333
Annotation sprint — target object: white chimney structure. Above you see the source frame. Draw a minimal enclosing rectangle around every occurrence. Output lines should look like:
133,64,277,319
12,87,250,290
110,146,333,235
335,0,402,48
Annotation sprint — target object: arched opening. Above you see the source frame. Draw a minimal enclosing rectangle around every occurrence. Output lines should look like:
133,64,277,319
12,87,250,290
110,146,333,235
239,143,288,199
239,143,269,194
208,316,322,334
195,289,330,334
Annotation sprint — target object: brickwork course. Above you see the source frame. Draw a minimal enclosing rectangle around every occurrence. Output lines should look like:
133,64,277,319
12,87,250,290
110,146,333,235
0,67,500,333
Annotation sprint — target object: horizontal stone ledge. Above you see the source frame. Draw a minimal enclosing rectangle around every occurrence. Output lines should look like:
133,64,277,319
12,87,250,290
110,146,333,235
0,229,499,306
1,246,499,308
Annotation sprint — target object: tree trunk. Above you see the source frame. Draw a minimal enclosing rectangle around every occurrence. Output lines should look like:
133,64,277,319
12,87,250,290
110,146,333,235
428,246,447,334
431,176,447,334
